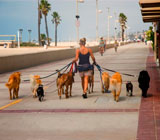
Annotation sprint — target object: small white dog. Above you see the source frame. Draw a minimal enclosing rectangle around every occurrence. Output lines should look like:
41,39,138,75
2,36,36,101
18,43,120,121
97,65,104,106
30,75,42,98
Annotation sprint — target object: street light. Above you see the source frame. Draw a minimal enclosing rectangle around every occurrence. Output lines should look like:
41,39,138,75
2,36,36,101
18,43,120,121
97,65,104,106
28,29,32,42
96,0,102,41
76,0,84,45
107,8,112,44
19,29,23,43
114,12,119,41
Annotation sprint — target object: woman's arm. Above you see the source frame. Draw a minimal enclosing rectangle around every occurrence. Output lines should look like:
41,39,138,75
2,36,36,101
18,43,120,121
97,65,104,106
88,48,96,63
72,49,79,63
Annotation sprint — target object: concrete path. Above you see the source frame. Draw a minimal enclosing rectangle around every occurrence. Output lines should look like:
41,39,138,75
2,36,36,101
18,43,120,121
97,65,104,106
0,43,150,140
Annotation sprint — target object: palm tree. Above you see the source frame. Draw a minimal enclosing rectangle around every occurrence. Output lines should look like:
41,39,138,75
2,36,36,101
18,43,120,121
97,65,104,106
40,0,51,46
119,13,127,42
38,0,42,46
40,33,47,46
51,11,61,46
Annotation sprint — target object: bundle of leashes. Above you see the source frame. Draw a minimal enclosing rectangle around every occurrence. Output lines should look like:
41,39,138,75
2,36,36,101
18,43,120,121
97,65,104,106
94,63,137,93
23,62,73,82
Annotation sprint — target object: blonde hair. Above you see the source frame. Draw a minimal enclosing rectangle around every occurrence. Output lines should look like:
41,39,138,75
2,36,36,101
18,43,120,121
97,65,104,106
79,38,86,46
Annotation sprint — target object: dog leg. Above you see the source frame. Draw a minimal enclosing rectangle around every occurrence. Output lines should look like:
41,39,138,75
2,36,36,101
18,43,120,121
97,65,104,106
65,85,69,98
91,77,94,93
112,90,116,101
16,87,19,98
13,89,16,99
69,85,72,97
58,87,62,99
101,84,104,93
116,90,121,102
9,89,12,100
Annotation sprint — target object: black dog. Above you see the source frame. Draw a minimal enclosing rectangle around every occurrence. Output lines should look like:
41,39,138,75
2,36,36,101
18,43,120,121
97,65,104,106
36,84,44,102
138,70,150,98
126,81,133,96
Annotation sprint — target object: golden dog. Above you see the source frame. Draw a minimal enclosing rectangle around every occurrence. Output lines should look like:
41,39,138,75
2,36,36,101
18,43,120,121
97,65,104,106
5,72,21,100
30,75,42,97
110,72,122,102
101,72,110,93
88,70,94,94
56,71,74,99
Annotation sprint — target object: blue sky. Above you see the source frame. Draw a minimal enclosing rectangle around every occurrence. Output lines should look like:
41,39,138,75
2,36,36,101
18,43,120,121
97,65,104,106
0,0,151,42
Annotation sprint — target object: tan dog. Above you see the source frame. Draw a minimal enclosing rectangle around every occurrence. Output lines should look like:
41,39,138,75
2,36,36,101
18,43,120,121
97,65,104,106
5,72,21,100
101,72,110,93
30,75,42,97
88,70,94,94
56,71,74,99
110,72,122,102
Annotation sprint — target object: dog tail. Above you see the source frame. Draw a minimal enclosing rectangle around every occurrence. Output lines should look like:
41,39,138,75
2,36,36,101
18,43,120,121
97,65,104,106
5,83,10,87
5,78,14,87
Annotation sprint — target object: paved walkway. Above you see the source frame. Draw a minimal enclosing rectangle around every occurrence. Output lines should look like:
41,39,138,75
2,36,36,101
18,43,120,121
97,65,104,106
137,47,160,140
0,43,160,140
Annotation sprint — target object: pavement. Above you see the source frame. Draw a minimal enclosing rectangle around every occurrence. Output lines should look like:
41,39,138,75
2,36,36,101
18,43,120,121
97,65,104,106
0,43,159,140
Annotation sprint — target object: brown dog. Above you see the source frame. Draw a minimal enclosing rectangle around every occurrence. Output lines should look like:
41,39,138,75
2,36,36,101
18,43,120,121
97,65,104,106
88,70,94,94
101,72,110,93
56,71,74,99
5,72,21,100
110,72,122,102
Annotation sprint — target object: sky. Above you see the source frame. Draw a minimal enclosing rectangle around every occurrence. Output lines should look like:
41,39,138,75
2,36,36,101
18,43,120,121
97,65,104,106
0,0,151,42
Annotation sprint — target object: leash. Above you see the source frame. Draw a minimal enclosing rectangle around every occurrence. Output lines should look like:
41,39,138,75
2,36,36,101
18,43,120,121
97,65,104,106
101,67,137,77
94,63,107,93
22,62,72,82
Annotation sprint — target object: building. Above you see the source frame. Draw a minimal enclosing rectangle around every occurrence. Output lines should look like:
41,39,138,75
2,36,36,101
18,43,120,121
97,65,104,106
139,0,160,66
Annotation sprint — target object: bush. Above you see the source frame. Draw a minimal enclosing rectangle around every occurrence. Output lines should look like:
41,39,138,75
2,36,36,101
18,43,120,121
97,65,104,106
20,42,39,47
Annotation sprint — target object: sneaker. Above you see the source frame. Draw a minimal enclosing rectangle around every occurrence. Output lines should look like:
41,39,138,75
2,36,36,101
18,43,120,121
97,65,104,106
82,94,87,99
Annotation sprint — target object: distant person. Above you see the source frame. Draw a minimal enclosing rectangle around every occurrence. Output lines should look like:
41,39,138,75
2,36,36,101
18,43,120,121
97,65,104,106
72,38,96,99
114,40,118,52
99,37,105,56
4,43,7,48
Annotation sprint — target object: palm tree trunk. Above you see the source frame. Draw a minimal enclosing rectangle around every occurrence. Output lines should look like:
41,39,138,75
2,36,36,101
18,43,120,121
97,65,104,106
121,26,124,42
38,0,41,46
55,24,57,46
45,15,50,46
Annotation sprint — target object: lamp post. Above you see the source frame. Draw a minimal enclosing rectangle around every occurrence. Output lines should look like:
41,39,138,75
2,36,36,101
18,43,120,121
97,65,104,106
19,29,23,43
107,8,112,44
114,12,117,41
96,0,102,41
76,0,84,45
28,29,32,42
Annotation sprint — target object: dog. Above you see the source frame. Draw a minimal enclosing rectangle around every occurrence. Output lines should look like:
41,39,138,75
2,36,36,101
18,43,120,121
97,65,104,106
5,72,21,100
110,72,122,102
138,70,150,98
36,84,44,102
88,69,94,94
101,72,110,93
126,81,133,96
30,75,42,98
56,71,74,99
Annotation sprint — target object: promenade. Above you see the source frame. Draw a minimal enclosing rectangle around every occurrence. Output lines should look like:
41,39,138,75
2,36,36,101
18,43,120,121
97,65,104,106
0,43,159,140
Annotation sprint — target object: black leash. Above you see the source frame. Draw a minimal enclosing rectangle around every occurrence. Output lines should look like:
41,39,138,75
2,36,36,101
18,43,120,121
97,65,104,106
94,63,106,92
23,62,72,82
101,67,137,77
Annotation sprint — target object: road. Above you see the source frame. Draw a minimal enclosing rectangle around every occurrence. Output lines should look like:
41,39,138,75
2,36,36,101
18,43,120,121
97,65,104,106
0,43,149,140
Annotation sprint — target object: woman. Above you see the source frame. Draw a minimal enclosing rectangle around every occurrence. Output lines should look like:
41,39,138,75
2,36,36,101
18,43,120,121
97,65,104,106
99,37,105,56
72,38,96,99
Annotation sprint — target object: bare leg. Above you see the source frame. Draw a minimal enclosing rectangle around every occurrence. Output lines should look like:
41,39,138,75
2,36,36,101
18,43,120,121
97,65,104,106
81,77,84,91
84,76,89,94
